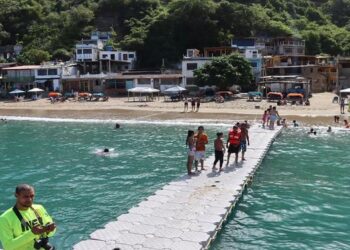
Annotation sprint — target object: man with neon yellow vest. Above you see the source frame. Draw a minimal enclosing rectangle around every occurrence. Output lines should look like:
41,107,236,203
0,184,56,250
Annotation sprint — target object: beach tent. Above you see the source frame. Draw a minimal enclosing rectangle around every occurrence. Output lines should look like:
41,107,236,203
163,86,186,94
340,88,350,94
128,87,160,102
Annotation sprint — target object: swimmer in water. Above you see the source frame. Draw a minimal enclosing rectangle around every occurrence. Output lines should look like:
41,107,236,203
115,123,120,129
103,148,109,153
327,126,332,132
308,128,314,134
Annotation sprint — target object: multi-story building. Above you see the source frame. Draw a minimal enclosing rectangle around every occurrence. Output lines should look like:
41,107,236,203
182,49,212,86
75,32,137,74
232,37,305,56
2,65,39,91
99,48,136,72
264,55,336,92
231,38,264,82
268,37,305,56
2,63,77,93
75,39,102,63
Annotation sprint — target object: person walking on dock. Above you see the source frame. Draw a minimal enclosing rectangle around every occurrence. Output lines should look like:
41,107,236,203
213,132,225,171
194,126,208,171
240,123,250,161
226,125,241,166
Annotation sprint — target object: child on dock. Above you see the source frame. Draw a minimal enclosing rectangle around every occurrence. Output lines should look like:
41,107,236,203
213,132,225,171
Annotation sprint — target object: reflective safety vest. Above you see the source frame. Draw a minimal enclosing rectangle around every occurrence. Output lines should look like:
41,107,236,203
228,129,241,145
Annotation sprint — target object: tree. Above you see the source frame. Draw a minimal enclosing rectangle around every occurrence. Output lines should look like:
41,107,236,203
17,49,51,65
194,54,253,90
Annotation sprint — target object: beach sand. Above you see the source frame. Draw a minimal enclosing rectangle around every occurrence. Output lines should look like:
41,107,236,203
0,92,348,126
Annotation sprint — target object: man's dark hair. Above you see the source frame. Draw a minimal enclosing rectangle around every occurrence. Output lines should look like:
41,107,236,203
198,126,204,130
15,184,34,194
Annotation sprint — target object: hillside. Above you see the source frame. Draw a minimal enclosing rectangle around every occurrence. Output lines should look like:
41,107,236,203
1,0,350,67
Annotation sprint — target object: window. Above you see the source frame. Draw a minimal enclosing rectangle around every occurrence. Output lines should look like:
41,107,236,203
187,63,198,70
111,54,115,60
342,63,350,68
250,62,258,68
77,49,82,54
123,54,128,60
128,54,135,59
102,54,108,59
116,81,126,89
48,69,57,75
83,49,92,54
284,48,293,54
38,69,47,76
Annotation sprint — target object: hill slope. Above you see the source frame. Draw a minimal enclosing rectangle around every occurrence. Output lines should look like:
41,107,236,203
1,0,350,66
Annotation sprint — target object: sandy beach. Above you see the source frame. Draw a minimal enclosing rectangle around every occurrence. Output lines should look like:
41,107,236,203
0,92,348,126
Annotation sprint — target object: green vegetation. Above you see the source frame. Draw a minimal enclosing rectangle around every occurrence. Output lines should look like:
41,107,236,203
194,54,253,90
1,0,350,66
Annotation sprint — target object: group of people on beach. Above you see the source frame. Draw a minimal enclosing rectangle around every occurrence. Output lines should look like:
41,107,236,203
185,122,250,175
183,97,201,112
262,105,282,130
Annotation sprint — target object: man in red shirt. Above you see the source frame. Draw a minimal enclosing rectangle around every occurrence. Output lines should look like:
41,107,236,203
226,125,241,166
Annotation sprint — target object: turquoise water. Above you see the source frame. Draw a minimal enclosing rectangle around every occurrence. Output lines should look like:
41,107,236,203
212,129,350,250
0,120,218,249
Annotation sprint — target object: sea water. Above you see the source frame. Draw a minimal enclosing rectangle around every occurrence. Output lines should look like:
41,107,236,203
211,128,350,250
1,121,350,250
0,120,219,249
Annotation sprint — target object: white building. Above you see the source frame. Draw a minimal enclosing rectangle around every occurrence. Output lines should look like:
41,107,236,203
35,63,77,91
99,50,136,71
182,49,212,86
75,39,103,62
75,31,137,73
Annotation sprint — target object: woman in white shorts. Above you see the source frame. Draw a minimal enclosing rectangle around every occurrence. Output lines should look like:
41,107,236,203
186,130,196,175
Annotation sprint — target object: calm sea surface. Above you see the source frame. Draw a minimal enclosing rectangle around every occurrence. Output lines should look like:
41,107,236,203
0,120,218,249
211,128,350,250
1,122,349,250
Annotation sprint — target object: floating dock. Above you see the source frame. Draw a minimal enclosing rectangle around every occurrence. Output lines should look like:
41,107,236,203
74,125,282,250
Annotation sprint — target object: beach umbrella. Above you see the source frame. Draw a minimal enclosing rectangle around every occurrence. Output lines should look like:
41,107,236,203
28,87,44,99
9,89,25,98
28,88,44,93
48,92,62,98
9,89,25,95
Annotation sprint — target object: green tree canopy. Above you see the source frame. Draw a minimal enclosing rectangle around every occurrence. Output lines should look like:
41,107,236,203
194,54,253,90
17,49,51,65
